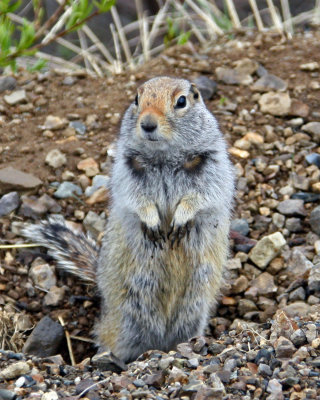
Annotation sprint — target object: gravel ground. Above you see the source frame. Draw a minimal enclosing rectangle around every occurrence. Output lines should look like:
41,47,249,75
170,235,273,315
0,29,319,399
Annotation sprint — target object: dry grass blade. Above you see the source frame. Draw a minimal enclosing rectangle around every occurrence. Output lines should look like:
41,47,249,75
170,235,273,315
81,24,115,65
69,335,95,343
248,0,264,30
0,243,40,249
266,0,283,32
184,0,224,36
110,23,122,74
280,0,293,36
173,2,206,43
314,0,320,24
225,0,241,29
58,316,76,366
148,0,170,48
111,6,134,69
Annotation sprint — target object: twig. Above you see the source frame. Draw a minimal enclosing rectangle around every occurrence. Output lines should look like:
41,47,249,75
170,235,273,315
76,378,109,399
58,316,76,366
69,335,95,343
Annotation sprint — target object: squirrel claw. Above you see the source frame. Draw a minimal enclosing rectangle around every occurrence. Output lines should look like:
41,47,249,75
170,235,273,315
168,220,194,248
141,222,165,249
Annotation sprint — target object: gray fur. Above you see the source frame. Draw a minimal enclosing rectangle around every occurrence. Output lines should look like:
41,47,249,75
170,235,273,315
24,77,235,363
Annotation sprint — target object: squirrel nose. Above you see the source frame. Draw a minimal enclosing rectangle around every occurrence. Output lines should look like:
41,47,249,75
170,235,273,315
140,115,158,133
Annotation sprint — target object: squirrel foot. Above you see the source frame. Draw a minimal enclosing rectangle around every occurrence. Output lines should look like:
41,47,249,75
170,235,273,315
141,222,165,249
168,219,194,248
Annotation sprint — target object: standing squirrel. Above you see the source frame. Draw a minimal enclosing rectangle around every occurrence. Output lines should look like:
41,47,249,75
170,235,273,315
24,77,235,363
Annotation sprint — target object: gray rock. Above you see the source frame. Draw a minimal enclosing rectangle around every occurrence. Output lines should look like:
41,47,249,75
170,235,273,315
289,287,306,301
238,299,258,316
267,378,283,395
83,211,106,237
302,121,320,140
287,249,313,276
4,89,28,105
308,263,320,292
275,336,296,358
291,173,309,191
0,361,30,380
0,191,20,216
0,389,16,400
215,67,253,85
91,351,127,373
310,206,320,235
230,218,249,236
69,120,86,135
45,149,67,169
193,76,217,100
0,167,42,194
290,329,307,347
249,232,286,269
29,258,57,290
285,217,302,233
258,363,272,377
277,199,307,217
249,272,278,296
251,74,287,92
282,301,311,318
258,92,291,116
85,174,110,197
54,182,83,199
0,76,17,93
208,373,226,398
306,153,320,168
19,194,61,218
23,316,64,357
43,286,66,306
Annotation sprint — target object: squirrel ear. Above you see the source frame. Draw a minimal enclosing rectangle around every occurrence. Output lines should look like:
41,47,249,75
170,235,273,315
190,83,200,100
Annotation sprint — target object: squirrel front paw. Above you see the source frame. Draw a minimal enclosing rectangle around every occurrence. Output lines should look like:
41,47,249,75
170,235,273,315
167,219,194,247
141,222,165,249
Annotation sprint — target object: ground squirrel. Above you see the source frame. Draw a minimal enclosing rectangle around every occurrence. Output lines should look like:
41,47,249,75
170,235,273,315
24,76,235,363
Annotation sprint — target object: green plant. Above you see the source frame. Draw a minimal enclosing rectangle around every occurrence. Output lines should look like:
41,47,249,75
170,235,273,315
0,0,116,71
164,17,191,47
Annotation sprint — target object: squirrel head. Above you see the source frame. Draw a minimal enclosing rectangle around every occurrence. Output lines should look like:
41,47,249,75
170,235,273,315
128,77,203,144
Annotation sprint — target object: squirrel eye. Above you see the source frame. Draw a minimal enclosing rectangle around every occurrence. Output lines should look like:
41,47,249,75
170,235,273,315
175,95,187,109
135,95,138,106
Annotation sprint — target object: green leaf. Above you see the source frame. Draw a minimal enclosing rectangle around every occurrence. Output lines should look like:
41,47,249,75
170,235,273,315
16,19,36,50
27,58,47,72
94,0,116,13
177,31,191,45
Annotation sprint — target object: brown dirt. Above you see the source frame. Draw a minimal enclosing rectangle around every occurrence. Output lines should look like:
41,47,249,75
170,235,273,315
0,29,320,365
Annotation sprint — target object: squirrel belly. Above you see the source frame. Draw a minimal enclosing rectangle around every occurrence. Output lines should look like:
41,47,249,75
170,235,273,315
23,76,235,363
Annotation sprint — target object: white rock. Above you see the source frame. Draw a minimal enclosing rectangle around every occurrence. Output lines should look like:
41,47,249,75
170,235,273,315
249,232,286,269
29,259,57,290
0,361,30,379
45,149,67,169
4,90,28,105
259,92,291,116
41,391,59,400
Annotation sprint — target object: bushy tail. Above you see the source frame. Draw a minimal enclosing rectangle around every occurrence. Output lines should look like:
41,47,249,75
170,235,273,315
23,217,98,283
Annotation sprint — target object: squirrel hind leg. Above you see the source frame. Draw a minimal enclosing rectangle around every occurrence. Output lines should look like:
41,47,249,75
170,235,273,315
23,216,98,283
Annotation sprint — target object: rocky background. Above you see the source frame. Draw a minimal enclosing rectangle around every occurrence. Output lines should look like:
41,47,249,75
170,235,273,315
0,29,320,399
